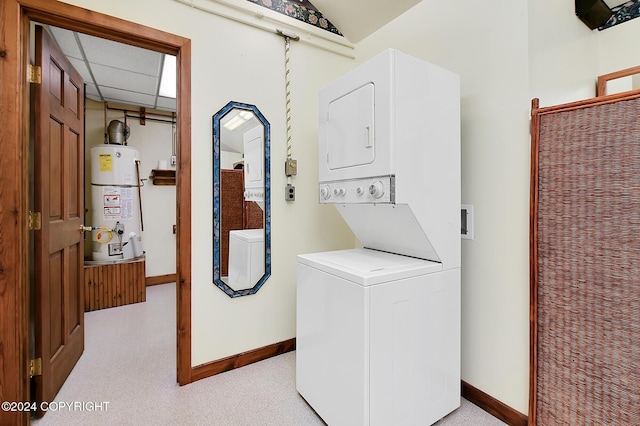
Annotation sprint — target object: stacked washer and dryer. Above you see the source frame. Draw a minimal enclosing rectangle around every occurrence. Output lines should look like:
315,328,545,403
296,49,461,426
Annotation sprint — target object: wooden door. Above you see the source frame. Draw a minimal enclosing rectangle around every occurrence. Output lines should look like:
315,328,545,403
33,25,85,416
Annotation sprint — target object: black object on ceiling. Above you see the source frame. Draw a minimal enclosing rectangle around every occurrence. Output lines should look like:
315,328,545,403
575,0,613,29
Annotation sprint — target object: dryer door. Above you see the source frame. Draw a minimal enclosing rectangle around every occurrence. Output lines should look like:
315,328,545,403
327,83,375,170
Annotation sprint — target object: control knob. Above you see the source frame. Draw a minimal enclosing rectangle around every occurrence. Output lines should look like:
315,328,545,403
369,181,384,199
319,185,331,200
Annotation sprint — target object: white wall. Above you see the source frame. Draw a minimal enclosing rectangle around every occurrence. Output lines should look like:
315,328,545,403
63,0,355,365
84,99,177,277
528,1,599,106
596,11,640,77
530,1,640,106
355,0,531,414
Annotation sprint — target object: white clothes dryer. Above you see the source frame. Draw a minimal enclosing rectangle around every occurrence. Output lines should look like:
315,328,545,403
296,248,460,426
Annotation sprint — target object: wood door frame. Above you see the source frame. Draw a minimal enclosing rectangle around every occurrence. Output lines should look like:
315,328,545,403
1,2,192,423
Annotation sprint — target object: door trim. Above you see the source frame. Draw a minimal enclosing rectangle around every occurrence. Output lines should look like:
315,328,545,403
1,2,193,423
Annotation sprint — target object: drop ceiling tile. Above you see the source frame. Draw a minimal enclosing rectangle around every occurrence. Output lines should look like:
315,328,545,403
85,83,100,99
44,25,176,112
67,56,93,83
156,96,177,111
91,63,158,95
77,33,162,76
48,26,83,60
100,87,157,108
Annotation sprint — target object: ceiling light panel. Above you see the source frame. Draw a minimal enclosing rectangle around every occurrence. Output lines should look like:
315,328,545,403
159,54,176,98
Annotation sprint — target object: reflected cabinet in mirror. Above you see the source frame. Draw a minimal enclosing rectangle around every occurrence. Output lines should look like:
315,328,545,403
213,101,270,297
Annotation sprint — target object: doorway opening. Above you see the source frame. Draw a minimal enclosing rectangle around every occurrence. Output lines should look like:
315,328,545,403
18,1,193,419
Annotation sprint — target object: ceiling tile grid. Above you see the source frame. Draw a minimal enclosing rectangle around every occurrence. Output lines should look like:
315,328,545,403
47,25,174,112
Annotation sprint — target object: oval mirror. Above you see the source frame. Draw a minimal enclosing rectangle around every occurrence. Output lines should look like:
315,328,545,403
213,101,270,297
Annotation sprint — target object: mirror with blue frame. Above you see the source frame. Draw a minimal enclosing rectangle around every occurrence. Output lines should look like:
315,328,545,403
213,101,270,297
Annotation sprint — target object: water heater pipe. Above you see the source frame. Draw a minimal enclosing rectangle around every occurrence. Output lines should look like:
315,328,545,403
135,160,144,232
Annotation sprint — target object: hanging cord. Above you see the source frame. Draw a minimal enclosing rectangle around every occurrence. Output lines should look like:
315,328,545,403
285,35,293,161
278,29,299,184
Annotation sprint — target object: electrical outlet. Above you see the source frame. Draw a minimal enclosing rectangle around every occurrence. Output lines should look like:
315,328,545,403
170,155,177,166
461,204,474,240
285,184,295,201
285,158,298,176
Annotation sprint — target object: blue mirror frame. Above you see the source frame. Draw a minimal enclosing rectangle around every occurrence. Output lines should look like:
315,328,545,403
213,101,271,297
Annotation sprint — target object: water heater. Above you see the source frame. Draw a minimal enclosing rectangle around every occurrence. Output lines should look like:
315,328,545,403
90,145,143,261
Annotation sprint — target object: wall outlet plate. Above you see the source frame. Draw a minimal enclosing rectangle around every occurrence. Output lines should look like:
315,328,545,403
285,184,295,201
461,204,474,240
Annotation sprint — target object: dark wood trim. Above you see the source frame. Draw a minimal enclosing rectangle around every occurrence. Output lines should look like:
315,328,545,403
529,98,541,426
146,273,178,286
596,65,640,96
19,0,184,54
191,339,296,383
0,1,30,424
0,3,193,423
533,89,640,117
176,39,192,386
462,381,528,426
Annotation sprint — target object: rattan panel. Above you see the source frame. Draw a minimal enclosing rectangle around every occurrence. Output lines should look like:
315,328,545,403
535,98,640,425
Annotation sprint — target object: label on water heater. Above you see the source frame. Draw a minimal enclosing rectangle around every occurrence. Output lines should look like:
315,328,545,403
99,154,113,172
101,186,134,220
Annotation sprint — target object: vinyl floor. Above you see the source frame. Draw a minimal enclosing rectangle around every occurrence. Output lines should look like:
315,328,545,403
32,283,506,426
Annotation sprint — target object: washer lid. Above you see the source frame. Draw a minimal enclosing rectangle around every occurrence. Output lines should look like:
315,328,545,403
229,229,264,243
297,248,442,286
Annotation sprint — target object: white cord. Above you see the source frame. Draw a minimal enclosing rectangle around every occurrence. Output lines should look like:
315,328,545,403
285,36,293,161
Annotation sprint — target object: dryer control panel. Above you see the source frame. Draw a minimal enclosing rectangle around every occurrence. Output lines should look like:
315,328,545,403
319,176,395,204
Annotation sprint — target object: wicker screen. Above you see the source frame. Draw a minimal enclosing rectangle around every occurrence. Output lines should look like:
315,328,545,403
531,95,640,425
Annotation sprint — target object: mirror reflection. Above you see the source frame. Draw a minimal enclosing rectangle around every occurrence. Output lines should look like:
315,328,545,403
213,101,270,297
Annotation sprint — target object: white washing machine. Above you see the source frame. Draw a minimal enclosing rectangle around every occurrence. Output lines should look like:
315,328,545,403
297,49,461,425
228,228,264,291
297,248,460,426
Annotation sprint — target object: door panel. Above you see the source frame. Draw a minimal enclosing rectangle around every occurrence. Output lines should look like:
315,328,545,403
33,25,85,417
